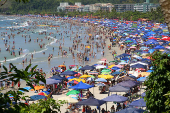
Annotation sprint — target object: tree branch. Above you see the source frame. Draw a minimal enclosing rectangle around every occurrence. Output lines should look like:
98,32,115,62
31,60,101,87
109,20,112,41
0,0,7,7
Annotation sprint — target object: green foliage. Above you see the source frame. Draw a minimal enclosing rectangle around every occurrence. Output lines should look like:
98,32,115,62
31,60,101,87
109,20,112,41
164,91,170,113
0,0,159,14
144,52,170,113
20,98,67,113
0,63,65,113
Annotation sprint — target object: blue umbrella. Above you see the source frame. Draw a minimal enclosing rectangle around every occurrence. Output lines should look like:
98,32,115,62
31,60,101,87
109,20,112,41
102,94,128,102
129,98,146,107
154,45,165,49
120,57,129,60
118,80,138,88
79,65,95,71
115,107,145,113
30,95,47,100
95,78,107,82
69,81,93,89
42,91,50,95
112,72,121,75
146,70,153,72
67,76,75,80
131,64,147,69
134,50,143,53
76,97,106,106
109,85,130,92
141,92,146,97
148,49,155,54
120,53,131,57
50,75,66,80
60,70,78,75
39,78,61,84
96,83,106,86
111,66,120,70
137,77,147,82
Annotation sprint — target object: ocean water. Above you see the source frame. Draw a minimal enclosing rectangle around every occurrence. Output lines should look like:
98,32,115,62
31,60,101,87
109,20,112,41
0,15,103,74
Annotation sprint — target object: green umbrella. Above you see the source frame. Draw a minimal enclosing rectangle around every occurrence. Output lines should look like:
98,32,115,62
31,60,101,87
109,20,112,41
65,69,72,71
125,40,133,43
109,60,118,63
101,69,111,72
101,72,110,74
66,90,80,96
89,75,95,78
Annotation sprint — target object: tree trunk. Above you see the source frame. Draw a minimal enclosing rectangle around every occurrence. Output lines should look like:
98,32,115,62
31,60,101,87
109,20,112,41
159,0,170,32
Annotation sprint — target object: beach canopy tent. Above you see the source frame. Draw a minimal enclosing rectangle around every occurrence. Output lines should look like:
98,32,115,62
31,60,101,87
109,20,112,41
115,107,145,113
102,94,128,102
76,97,106,106
60,70,78,75
69,81,93,89
39,78,61,84
117,80,139,88
79,65,95,71
30,95,47,101
50,75,66,80
122,76,136,81
129,98,146,107
131,64,147,69
95,78,107,82
109,84,130,92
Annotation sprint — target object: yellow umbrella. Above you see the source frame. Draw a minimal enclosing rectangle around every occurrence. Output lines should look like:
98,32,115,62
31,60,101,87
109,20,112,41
108,64,115,68
58,96,78,103
85,46,90,49
138,72,150,77
69,78,86,83
31,86,44,91
80,74,91,78
98,75,113,79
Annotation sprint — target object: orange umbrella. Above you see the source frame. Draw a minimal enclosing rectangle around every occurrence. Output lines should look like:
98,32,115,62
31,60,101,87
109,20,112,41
58,65,66,67
32,86,44,91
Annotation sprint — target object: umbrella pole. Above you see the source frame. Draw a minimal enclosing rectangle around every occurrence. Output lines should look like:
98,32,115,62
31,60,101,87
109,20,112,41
93,87,94,95
106,103,107,111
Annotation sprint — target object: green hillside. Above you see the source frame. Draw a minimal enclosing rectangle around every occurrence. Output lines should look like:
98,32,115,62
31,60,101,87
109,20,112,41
0,0,159,14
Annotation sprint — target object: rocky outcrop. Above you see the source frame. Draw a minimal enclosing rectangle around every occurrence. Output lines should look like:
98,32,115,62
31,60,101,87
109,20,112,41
159,0,170,32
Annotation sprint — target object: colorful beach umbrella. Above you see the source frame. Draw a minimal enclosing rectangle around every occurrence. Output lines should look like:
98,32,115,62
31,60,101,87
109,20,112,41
69,78,86,83
80,74,91,78
38,92,48,96
98,75,113,79
66,90,80,96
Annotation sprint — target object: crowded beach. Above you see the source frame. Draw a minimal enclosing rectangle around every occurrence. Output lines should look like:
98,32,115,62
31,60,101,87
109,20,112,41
0,15,170,113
